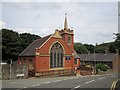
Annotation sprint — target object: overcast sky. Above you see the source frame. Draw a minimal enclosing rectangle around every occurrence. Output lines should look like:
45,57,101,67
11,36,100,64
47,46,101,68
1,1,118,45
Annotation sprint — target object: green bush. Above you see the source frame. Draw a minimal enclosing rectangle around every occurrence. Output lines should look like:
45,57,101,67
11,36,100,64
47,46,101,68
96,63,108,71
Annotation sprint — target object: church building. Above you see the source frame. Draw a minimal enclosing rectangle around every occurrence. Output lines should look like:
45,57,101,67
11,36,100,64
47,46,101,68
18,14,80,76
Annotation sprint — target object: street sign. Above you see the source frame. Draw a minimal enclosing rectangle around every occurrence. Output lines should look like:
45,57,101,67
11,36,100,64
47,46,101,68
17,74,24,77
66,56,71,60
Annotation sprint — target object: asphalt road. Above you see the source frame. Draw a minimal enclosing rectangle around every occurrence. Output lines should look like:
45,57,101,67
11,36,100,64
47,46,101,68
2,74,120,90
116,80,120,90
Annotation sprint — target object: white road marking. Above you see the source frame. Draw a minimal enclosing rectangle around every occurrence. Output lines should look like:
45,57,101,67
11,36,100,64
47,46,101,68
32,84,38,87
63,79,67,80
44,81,50,84
10,82,21,83
32,84,40,86
74,85,81,88
98,77,105,80
110,76,116,77
54,80,61,82
23,87,27,88
85,79,95,84
36,84,40,86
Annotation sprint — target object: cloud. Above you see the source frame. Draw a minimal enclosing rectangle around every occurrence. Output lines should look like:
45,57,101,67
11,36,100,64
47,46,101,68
1,0,118,2
13,27,32,33
0,20,6,29
13,27,54,37
33,27,54,37
2,2,117,45
0,20,33,34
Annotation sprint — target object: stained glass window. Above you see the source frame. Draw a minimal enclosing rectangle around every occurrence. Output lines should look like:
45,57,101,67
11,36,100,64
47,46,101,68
50,42,63,68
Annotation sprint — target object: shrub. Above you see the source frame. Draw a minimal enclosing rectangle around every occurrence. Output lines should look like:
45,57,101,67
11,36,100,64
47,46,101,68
96,63,108,71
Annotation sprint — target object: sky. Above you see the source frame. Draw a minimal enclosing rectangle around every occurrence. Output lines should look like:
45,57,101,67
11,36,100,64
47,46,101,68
0,1,118,45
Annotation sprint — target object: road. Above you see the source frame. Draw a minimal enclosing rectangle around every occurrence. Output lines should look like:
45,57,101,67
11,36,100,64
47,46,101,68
116,80,120,90
2,73,120,90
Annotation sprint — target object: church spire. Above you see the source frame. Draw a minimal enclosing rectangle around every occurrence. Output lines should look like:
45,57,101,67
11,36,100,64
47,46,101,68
64,13,68,30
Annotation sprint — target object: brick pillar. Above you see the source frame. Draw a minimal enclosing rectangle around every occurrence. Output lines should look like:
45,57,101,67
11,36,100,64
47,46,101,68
77,58,80,67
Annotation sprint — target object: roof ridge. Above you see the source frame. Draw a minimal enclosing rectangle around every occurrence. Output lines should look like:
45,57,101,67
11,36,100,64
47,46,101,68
35,34,52,41
19,34,52,56
19,39,37,56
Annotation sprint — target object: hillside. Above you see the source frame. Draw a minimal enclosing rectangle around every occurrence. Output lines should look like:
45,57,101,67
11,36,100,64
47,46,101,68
2,28,41,63
1,28,120,63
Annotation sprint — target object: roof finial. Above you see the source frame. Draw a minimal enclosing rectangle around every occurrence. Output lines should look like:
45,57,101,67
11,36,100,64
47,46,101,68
64,13,68,30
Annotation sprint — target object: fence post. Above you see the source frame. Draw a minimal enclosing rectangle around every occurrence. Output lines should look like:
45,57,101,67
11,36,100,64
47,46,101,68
10,59,12,79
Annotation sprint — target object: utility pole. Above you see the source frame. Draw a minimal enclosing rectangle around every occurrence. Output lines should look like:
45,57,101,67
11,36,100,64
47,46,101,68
116,49,119,74
10,59,12,79
94,45,96,74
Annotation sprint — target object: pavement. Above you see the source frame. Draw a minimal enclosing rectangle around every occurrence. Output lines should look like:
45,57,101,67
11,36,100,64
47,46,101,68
2,73,120,90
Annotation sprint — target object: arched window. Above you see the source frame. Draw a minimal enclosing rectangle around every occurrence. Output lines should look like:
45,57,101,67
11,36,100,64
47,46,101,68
68,36,71,44
50,42,63,68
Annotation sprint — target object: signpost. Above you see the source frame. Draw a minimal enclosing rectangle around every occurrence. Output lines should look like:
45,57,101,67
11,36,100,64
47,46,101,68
94,45,96,74
10,59,12,79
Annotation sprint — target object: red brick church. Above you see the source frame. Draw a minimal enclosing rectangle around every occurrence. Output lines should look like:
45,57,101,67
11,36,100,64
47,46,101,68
18,14,80,76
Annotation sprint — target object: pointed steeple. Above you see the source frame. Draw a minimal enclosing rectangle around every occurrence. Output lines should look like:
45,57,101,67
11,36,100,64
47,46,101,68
64,13,68,30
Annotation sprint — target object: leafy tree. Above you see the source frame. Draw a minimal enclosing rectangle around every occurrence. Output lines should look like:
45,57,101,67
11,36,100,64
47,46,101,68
109,33,120,54
2,28,40,63
19,33,40,50
84,44,94,53
109,42,117,53
95,43,110,53
114,33,120,54
96,63,108,71
74,43,88,54
2,29,120,63
2,29,20,62
0,30,2,61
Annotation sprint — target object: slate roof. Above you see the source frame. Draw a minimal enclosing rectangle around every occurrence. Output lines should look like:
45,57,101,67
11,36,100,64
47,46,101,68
19,34,51,56
78,53,116,62
74,50,80,59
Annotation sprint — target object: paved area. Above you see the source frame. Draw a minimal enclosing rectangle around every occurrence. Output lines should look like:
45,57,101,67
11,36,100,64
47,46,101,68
2,74,120,90
116,80,120,90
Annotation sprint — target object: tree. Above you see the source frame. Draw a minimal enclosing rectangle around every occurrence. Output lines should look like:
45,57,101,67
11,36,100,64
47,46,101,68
95,43,110,53
84,44,94,53
2,28,40,63
109,33,120,54
74,43,88,54
19,33,40,50
2,29,21,62
109,42,117,53
114,33,120,54
96,63,108,71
